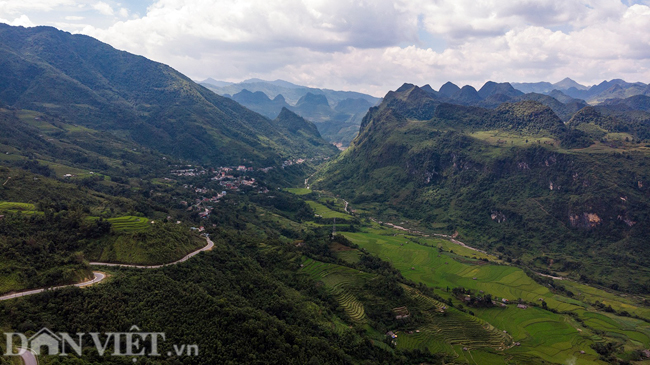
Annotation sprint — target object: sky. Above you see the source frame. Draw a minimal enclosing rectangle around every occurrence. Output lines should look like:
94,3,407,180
1,0,650,96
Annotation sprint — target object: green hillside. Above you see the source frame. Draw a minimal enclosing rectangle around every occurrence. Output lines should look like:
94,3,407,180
0,166,204,294
315,84,650,294
0,24,338,166
340,225,650,364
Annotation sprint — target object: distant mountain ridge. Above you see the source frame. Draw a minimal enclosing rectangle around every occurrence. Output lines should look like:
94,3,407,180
511,77,650,104
202,79,380,106
202,79,381,146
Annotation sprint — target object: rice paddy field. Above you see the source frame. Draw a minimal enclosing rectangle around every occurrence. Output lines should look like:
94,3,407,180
105,216,150,232
0,201,39,215
399,285,513,356
306,200,349,219
301,258,372,323
0,202,36,211
341,226,650,364
300,258,522,363
284,188,313,195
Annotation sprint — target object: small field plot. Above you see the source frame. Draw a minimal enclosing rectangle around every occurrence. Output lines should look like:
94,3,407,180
474,305,601,364
398,285,513,356
0,201,40,216
561,280,650,320
106,216,150,232
580,311,650,347
469,130,557,148
284,188,313,195
306,201,349,219
331,242,362,264
0,202,36,211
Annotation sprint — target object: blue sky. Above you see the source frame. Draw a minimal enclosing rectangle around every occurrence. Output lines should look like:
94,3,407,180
2,0,650,96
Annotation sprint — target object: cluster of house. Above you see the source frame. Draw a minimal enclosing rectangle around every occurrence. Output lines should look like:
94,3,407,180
170,167,206,177
281,156,330,169
393,306,410,321
172,157,331,181
281,158,305,168
216,177,257,190
386,328,422,340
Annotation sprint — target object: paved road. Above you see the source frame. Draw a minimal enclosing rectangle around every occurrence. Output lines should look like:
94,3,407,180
20,349,37,365
0,237,213,301
1,237,213,365
0,272,106,301
89,236,214,268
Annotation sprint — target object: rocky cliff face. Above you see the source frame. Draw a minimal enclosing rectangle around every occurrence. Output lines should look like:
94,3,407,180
314,83,650,292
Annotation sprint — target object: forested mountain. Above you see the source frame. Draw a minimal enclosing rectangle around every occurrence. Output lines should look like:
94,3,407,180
314,83,650,293
0,24,338,166
4,21,650,365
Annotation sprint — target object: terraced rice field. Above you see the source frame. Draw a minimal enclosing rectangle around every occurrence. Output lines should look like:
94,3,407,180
579,311,650,347
106,216,150,232
561,280,650,320
331,242,361,264
301,258,373,323
400,285,513,354
343,228,650,364
0,201,39,215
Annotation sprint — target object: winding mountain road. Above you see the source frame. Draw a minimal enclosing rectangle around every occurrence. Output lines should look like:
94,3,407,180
0,236,214,302
0,272,106,302
89,236,214,268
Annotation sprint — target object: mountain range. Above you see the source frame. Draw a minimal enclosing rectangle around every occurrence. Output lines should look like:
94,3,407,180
3,21,650,365
315,82,650,293
0,24,338,171
512,77,650,104
200,79,381,147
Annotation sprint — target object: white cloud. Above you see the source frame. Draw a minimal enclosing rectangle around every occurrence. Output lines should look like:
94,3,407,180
83,0,416,52
0,14,36,27
4,0,650,95
93,1,114,16
65,15,85,20
0,0,76,15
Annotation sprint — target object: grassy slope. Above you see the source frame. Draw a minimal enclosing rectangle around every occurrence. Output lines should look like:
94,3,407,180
306,200,349,219
0,165,204,292
341,225,650,364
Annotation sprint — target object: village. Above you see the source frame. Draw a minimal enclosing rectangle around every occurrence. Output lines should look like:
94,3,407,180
172,164,272,220
163,155,331,221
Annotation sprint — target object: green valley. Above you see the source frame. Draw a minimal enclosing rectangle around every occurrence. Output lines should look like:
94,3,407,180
2,18,650,365
336,223,650,364
315,83,650,295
